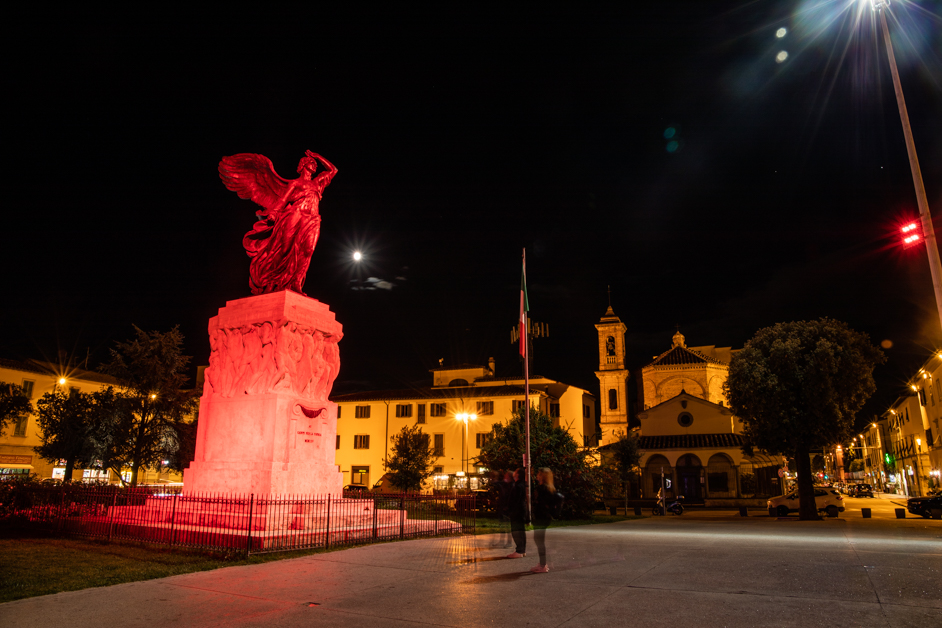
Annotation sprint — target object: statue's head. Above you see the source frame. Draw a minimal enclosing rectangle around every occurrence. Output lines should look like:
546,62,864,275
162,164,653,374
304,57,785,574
297,150,318,176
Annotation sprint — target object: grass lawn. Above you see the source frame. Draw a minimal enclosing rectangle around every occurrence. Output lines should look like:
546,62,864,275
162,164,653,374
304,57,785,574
0,514,644,603
0,528,339,604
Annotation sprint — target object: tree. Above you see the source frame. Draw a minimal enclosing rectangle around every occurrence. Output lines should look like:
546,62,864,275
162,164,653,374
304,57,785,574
34,387,122,481
0,382,32,436
475,407,600,518
384,424,436,491
99,326,199,486
724,319,883,520
849,459,865,473
607,431,642,515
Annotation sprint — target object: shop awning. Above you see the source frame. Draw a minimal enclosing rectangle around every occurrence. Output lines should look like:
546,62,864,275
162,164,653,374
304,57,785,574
0,464,34,469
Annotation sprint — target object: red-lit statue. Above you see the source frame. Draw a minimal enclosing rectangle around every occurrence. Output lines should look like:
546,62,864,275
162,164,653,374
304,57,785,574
219,151,337,295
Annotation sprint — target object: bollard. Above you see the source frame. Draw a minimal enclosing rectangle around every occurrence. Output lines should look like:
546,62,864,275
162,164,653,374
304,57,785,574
931,508,941,520
739,506,748,517
895,508,905,519
634,505,642,516
610,506,617,516
861,508,871,519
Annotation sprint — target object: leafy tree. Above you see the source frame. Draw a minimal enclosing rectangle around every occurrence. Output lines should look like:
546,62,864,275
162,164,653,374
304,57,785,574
811,454,825,474
725,318,883,520
99,326,199,486
607,431,642,515
0,382,32,436
848,459,865,473
384,424,436,491
34,387,122,481
475,407,600,518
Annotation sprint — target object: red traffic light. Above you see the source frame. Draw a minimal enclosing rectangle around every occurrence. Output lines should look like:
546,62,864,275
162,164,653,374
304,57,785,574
901,220,923,249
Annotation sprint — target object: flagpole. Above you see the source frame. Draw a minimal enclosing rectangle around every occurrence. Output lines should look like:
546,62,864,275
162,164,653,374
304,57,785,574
522,248,532,523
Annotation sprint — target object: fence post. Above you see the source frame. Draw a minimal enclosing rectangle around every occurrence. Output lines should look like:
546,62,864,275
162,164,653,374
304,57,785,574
245,494,254,556
325,495,331,548
169,492,179,546
107,489,117,541
472,492,476,534
400,494,405,539
373,495,378,538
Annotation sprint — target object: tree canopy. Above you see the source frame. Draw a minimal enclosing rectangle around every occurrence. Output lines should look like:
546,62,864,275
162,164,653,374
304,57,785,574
724,318,883,519
384,424,436,492
475,407,600,518
605,431,643,513
99,326,199,486
0,382,32,436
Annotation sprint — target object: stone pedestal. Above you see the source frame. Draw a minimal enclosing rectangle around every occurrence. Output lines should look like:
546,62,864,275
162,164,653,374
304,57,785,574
184,291,344,496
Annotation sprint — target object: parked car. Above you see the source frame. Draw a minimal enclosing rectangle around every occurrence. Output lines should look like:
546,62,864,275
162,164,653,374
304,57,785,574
768,488,845,517
906,494,942,518
343,484,370,494
852,483,874,498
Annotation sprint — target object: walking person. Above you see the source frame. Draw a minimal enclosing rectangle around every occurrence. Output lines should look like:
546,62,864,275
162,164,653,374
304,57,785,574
531,467,559,573
506,467,528,558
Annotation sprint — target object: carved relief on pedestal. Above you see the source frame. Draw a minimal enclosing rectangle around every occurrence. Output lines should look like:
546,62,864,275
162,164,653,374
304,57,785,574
204,319,341,401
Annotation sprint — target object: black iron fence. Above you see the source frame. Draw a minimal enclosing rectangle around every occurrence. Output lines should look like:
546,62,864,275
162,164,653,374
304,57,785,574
3,484,475,555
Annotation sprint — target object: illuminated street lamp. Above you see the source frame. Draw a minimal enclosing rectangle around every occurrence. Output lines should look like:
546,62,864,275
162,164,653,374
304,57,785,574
455,412,477,480
871,0,942,333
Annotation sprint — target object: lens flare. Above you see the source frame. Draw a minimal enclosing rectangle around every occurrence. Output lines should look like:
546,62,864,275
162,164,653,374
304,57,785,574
776,50,789,63
776,27,787,38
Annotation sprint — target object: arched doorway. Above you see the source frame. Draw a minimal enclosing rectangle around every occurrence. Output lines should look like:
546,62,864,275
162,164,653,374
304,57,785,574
644,455,674,498
675,454,703,500
706,453,735,498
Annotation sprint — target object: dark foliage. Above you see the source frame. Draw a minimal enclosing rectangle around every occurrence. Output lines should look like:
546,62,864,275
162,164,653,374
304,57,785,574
384,424,436,492
475,407,600,518
725,318,883,519
0,382,32,436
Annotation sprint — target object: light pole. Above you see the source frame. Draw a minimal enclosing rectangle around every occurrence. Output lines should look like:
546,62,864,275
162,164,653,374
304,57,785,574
872,0,942,333
456,412,477,483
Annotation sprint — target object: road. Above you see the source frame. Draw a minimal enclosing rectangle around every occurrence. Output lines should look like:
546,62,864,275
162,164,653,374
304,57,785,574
2,510,939,627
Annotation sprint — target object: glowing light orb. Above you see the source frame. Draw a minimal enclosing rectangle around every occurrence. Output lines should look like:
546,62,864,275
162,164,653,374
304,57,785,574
663,127,676,139
776,51,788,63
880,339,893,349
58,377,66,385
776,27,787,38
666,140,679,153
353,251,362,261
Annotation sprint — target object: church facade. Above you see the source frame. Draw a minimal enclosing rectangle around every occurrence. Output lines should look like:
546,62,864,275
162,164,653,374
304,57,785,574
594,309,785,503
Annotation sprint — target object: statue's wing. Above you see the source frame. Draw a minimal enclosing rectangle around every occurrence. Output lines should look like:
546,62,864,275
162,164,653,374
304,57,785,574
218,153,291,211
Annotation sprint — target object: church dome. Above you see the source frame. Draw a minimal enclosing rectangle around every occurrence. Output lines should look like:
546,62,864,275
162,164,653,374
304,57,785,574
672,330,686,348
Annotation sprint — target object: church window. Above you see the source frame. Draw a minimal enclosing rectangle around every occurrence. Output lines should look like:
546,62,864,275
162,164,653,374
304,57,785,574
606,336,615,356
677,412,693,428
608,389,618,410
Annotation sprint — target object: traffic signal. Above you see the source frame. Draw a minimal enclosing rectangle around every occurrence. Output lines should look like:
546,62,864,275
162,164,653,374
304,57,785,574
884,452,895,465
901,220,923,249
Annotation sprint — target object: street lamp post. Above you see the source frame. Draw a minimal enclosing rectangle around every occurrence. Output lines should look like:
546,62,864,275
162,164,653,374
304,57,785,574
872,0,942,333
456,412,477,482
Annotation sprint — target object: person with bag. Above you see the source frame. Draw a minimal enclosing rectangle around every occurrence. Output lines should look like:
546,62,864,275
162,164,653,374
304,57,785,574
531,467,562,573
506,467,529,558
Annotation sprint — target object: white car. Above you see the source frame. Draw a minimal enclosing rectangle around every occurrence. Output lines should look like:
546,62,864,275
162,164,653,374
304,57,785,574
768,488,845,517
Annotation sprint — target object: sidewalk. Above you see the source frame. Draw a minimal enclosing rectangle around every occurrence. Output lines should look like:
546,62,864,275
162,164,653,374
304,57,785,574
2,515,939,627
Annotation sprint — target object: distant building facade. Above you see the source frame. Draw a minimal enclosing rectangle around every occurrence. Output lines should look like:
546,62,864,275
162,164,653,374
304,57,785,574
331,359,597,491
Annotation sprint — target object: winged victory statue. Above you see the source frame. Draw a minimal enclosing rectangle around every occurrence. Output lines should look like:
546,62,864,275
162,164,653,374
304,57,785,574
219,151,338,295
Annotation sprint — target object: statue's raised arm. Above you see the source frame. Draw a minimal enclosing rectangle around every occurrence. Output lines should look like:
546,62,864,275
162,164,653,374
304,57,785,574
219,151,337,296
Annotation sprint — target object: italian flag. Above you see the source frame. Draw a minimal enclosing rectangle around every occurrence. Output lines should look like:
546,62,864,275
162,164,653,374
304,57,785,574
519,250,529,358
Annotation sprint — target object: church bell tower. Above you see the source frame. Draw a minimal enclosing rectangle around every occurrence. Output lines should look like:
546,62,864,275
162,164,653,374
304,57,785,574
595,304,628,446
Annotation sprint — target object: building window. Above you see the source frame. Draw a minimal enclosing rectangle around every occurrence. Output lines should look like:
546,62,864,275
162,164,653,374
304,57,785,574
22,380,35,399
583,404,590,418
355,405,371,418
549,403,560,418
433,434,444,456
677,412,693,428
433,465,444,474
609,389,618,410
354,435,370,449
430,403,446,417
475,433,490,448
417,404,426,424
13,414,28,437
918,389,927,406
351,466,369,486
396,404,412,418
476,401,494,415
337,406,342,418
336,435,340,450
512,400,526,412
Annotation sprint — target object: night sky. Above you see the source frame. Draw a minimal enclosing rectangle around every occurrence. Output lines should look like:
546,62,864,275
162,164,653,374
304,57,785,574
6,2,941,426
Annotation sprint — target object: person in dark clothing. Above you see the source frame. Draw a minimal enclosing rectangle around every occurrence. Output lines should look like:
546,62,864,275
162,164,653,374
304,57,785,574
495,470,514,548
506,467,529,558
530,467,557,572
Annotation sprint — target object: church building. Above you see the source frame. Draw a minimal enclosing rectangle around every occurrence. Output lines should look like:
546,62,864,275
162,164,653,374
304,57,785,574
594,308,784,504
